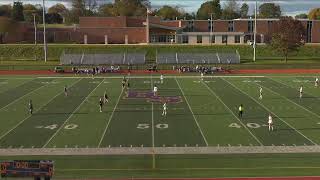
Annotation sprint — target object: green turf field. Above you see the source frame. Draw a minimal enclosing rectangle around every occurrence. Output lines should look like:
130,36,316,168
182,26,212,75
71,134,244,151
0,74,320,178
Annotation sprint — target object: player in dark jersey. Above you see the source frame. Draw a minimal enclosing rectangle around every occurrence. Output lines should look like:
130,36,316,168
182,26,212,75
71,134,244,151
64,86,68,96
29,100,33,115
99,97,103,112
104,91,109,103
122,79,126,89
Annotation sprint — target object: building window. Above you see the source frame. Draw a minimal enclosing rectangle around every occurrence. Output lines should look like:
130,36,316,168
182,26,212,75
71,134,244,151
211,35,215,43
306,21,312,43
248,21,254,32
235,35,240,43
228,21,234,32
197,35,202,43
182,35,188,43
222,35,228,43
186,20,194,32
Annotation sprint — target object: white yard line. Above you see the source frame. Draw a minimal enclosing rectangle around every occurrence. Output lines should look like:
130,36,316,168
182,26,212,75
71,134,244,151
175,78,209,146
201,80,263,146
223,78,318,146
0,82,51,111
255,81,320,121
269,76,319,100
0,78,82,141
98,84,124,147
150,75,156,169
150,76,155,148
43,79,105,148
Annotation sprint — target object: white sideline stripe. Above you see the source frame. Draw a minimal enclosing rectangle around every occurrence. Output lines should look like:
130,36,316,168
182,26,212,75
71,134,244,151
0,81,51,111
0,78,82,141
98,85,124,147
256,81,320,122
223,78,318,146
2,145,320,155
175,78,209,146
43,79,105,148
201,80,263,146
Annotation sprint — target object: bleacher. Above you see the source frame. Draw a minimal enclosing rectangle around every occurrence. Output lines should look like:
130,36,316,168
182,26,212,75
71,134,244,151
60,53,146,65
157,52,240,64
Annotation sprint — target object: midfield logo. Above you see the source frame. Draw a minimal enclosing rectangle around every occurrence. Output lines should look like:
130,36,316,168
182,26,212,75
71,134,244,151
126,90,183,104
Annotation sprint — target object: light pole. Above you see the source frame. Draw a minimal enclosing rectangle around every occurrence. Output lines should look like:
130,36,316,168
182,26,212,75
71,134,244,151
209,13,213,45
146,7,150,44
42,0,47,62
32,13,37,45
253,0,257,62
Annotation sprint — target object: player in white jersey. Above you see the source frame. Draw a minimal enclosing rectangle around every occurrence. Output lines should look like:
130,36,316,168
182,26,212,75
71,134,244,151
268,114,273,131
160,74,164,84
259,87,263,100
153,85,158,97
315,77,319,87
200,72,204,81
162,102,167,116
299,85,303,99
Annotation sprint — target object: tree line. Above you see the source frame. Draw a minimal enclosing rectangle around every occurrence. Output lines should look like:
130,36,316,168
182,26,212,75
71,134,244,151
0,0,319,24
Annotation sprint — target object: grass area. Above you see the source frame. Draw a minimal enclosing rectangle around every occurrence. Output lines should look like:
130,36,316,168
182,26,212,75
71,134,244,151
0,75,320,178
1,44,320,63
2,153,320,178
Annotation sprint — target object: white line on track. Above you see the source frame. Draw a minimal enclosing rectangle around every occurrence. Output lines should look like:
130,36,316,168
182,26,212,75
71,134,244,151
175,78,209,146
0,81,52,111
223,78,318,146
98,83,124,147
43,79,105,148
201,79,263,146
0,78,82,142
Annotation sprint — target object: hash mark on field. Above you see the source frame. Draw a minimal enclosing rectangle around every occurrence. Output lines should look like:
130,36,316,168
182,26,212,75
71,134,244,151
42,79,105,148
226,78,318,146
202,80,263,146
175,78,209,146
0,79,82,142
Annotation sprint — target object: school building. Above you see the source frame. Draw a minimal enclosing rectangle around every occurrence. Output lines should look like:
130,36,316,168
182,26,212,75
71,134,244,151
0,16,319,44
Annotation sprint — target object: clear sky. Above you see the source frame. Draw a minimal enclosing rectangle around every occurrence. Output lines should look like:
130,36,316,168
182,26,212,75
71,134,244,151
0,0,320,16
